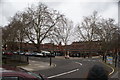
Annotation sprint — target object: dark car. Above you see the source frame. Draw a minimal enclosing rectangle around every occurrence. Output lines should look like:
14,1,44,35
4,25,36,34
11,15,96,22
50,53,55,57
69,53,80,57
43,53,55,57
0,65,47,80
55,53,61,56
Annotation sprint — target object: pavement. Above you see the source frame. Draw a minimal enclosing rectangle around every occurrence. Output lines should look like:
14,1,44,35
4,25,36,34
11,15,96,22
18,60,55,71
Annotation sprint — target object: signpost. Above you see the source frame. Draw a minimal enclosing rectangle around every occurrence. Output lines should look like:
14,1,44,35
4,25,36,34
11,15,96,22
107,56,113,64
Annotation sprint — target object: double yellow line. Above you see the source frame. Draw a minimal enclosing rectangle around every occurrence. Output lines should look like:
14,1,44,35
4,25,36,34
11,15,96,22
100,61,115,75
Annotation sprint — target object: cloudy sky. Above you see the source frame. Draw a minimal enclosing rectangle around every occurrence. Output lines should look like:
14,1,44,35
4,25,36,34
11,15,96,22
0,0,119,27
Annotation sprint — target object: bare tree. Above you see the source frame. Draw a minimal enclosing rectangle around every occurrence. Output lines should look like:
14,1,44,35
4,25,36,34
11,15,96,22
76,11,100,57
97,18,117,53
2,12,27,51
50,18,74,55
2,24,18,51
51,18,73,45
22,3,64,52
76,11,118,58
91,17,118,62
15,13,27,51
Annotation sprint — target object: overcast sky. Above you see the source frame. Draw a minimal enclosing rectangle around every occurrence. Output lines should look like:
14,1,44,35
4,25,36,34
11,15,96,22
0,0,119,27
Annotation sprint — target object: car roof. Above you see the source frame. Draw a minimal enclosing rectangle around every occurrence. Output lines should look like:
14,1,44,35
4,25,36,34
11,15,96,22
41,51,50,53
1,71,37,78
0,68,38,79
0,65,44,80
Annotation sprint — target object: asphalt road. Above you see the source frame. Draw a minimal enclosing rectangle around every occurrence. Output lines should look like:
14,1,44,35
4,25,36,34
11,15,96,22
29,56,116,79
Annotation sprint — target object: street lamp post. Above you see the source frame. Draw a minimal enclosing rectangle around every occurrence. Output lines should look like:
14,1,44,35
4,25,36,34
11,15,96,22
50,41,54,66
114,29,119,67
50,55,52,66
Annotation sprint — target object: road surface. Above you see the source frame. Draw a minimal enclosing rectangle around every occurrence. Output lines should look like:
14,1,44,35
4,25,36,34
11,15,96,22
29,56,118,79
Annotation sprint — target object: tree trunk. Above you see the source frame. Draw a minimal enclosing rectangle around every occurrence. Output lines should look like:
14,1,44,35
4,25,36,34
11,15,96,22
35,44,41,52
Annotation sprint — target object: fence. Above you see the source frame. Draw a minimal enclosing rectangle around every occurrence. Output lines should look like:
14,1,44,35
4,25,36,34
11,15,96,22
2,55,29,64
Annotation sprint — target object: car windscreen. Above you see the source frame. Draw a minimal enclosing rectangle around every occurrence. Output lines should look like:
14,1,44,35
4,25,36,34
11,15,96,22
27,72,44,80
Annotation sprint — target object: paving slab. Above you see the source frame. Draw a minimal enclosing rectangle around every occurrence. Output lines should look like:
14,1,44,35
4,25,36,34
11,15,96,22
18,60,55,71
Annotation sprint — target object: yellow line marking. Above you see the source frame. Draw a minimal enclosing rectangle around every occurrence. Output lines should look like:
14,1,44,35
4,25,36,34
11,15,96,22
101,61,115,75
107,64,114,75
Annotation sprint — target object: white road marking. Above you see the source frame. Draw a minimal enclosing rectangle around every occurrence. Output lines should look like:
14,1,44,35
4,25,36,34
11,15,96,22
75,62,82,65
48,69,79,78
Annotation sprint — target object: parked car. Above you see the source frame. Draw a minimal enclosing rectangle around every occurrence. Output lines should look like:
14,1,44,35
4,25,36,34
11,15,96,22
25,52,33,56
50,53,55,57
0,65,47,80
3,51,13,55
19,52,26,55
55,53,61,56
41,51,50,57
42,51,55,57
69,53,80,57
35,52,44,57
65,55,70,59
13,51,19,55
2,51,5,55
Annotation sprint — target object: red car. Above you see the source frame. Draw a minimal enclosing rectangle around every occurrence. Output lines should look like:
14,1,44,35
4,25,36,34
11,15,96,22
0,65,47,80
3,51,13,55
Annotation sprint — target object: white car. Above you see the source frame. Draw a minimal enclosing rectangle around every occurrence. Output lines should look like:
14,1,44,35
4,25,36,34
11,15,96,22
35,52,43,57
65,55,70,59
25,52,32,56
